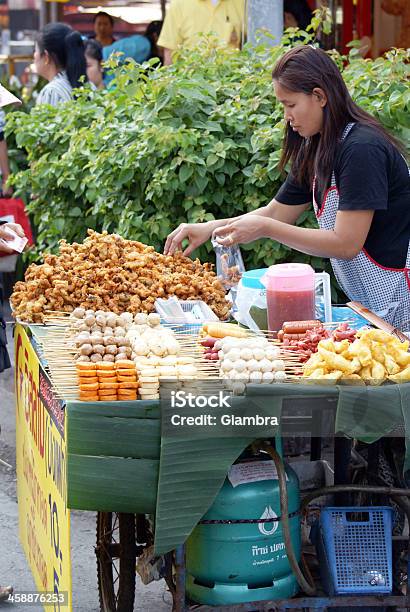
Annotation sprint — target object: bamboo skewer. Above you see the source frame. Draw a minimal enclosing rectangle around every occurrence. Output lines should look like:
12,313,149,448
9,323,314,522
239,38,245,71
33,315,310,401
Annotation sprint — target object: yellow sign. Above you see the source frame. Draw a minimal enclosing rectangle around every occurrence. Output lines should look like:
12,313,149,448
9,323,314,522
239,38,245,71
15,324,72,611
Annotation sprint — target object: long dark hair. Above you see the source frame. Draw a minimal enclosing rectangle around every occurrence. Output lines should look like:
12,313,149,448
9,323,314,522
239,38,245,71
85,39,103,63
145,20,163,42
272,45,404,195
284,0,312,30
37,22,87,88
144,21,163,61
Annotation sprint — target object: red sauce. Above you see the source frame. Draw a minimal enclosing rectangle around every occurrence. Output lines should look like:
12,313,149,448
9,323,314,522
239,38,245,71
267,289,315,334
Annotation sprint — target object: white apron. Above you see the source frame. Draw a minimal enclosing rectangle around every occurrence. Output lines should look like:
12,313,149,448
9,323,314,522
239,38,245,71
313,123,410,331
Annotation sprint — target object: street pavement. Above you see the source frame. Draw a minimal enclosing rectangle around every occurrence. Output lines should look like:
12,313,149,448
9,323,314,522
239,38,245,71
0,324,171,612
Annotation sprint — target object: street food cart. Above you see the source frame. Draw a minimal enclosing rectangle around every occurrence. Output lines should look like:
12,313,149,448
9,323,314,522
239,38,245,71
12,231,410,611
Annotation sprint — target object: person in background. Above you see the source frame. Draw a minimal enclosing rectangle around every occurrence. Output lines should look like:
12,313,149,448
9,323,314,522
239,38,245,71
0,223,25,256
92,11,116,48
283,1,369,54
0,110,12,196
284,0,313,31
0,222,21,372
85,39,104,90
35,22,87,107
158,0,245,65
144,21,163,64
102,35,151,86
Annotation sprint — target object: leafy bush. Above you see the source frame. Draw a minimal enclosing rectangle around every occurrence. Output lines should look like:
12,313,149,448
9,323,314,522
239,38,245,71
6,30,409,299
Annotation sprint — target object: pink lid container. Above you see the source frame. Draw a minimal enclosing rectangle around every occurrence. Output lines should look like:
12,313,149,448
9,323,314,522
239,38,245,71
261,263,315,291
261,264,315,334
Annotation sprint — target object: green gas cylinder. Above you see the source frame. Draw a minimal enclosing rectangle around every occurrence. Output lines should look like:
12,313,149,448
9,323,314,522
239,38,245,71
186,457,301,606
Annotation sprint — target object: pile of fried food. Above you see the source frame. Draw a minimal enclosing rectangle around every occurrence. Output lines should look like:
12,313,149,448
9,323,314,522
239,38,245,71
302,328,410,385
11,230,230,322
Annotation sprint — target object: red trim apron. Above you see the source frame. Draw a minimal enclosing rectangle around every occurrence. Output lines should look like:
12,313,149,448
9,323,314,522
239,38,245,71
313,123,410,331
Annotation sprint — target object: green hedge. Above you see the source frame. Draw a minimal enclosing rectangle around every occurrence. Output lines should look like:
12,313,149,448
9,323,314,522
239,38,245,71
6,32,409,299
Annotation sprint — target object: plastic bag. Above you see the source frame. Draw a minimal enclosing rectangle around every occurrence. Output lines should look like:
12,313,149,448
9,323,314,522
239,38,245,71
212,239,245,291
212,240,245,316
234,279,267,331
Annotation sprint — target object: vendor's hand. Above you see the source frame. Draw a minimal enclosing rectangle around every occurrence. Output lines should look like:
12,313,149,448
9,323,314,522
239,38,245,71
213,216,272,246
0,222,25,254
164,221,214,256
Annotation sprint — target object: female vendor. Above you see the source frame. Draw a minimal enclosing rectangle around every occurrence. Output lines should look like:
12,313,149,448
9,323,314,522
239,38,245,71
165,45,410,330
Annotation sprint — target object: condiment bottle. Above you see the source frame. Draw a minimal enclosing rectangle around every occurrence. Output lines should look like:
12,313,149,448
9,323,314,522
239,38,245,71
261,263,315,334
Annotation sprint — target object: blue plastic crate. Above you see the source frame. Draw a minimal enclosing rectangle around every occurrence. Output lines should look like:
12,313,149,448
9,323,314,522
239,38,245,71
316,506,392,596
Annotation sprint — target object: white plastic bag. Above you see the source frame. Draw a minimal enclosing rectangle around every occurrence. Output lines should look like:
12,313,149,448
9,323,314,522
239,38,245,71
234,279,267,331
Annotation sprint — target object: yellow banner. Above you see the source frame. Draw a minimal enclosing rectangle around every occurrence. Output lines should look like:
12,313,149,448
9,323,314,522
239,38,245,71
15,324,72,611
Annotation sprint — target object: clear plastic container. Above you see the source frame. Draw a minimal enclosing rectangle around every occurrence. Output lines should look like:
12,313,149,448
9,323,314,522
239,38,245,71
261,263,315,333
315,271,332,323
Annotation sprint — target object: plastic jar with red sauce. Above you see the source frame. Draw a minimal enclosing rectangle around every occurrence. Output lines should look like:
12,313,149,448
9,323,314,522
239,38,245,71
261,263,315,335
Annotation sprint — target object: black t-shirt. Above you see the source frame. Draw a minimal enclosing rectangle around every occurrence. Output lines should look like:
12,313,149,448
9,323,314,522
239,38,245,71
275,123,410,268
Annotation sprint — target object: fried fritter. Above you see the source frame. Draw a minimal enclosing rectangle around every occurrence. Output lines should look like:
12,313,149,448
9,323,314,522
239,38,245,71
11,230,230,322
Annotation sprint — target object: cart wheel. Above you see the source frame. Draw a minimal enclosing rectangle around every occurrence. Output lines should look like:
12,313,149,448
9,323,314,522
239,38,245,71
96,512,137,612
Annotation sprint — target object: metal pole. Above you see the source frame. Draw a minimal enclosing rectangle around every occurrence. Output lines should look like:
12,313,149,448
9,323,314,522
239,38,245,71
174,545,186,612
50,1,58,23
39,0,47,29
247,0,284,47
